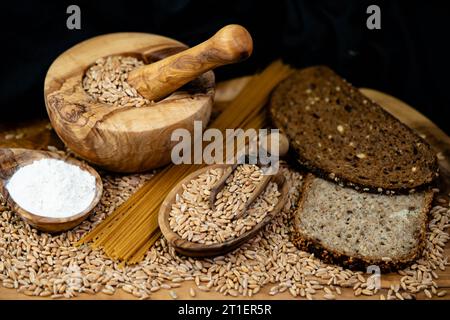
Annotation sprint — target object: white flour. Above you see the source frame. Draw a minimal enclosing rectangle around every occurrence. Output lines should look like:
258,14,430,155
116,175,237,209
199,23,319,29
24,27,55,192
6,159,97,218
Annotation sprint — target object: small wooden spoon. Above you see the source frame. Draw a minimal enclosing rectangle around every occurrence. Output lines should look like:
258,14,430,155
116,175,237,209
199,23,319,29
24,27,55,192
209,132,289,216
0,148,103,233
158,164,289,257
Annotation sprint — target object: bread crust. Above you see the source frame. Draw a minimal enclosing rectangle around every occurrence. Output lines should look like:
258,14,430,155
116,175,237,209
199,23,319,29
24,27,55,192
292,174,435,272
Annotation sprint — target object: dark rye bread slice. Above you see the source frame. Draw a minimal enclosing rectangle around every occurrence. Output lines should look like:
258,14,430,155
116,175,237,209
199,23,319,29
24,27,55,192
293,174,434,271
269,66,439,194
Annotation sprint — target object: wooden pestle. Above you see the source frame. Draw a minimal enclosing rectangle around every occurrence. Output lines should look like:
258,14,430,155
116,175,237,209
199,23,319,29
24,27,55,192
127,24,253,101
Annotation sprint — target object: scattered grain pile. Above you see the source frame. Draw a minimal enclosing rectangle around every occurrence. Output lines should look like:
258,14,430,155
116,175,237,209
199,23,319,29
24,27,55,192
0,160,449,300
82,56,150,107
169,164,280,244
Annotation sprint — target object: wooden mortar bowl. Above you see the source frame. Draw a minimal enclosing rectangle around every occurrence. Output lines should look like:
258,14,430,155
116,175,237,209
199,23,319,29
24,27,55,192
0,148,103,233
159,164,289,257
44,33,215,173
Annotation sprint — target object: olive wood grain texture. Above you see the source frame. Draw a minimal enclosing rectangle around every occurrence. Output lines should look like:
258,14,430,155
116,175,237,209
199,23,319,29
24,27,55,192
44,33,215,173
128,25,253,101
0,148,103,233
158,164,288,257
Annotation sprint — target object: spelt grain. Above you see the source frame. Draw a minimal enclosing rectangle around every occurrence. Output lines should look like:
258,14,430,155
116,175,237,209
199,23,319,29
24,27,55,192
437,290,447,297
83,56,150,107
169,290,177,299
323,293,336,300
168,165,280,244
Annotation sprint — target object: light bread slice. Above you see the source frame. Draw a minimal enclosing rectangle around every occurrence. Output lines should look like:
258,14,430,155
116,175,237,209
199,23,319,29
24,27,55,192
293,174,434,271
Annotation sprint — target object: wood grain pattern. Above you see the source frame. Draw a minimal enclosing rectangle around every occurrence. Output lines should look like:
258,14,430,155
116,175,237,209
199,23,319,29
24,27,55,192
44,33,215,173
0,120,64,151
128,25,253,101
158,164,288,257
0,148,103,233
0,80,449,300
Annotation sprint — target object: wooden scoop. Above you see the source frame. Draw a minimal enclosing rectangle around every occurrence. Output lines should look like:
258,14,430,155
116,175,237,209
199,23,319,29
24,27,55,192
0,148,103,233
128,24,253,101
158,164,288,257
208,132,289,218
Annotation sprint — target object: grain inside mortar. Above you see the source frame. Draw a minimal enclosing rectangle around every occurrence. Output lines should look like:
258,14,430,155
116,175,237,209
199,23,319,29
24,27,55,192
0,159,449,299
82,56,150,107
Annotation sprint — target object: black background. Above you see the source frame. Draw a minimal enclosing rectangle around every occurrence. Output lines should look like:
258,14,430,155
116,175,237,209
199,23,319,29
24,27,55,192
1,299,445,317
1,0,449,133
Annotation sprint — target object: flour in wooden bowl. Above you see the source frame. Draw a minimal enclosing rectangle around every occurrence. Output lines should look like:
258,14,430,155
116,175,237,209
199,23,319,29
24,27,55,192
6,159,97,218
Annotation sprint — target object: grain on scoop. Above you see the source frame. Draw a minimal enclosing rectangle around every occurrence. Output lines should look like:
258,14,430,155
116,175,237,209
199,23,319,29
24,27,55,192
168,164,280,244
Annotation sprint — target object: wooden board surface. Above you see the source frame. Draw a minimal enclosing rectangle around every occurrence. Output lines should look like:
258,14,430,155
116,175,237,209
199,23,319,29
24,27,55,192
0,76,449,300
